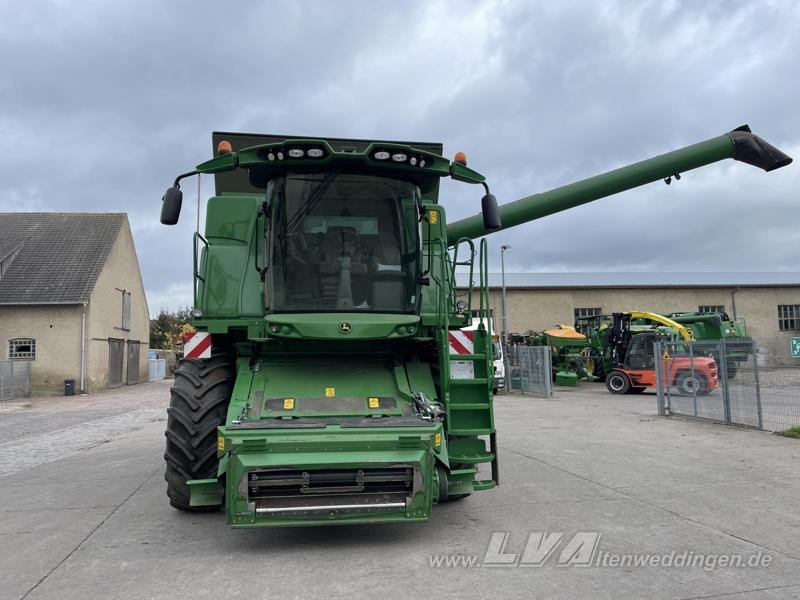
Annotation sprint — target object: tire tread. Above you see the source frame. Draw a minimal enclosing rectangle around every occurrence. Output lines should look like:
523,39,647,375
164,354,233,511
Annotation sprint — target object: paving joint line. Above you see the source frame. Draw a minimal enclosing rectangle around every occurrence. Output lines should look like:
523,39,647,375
614,473,800,491
0,505,119,514
19,466,161,600
678,582,800,599
507,446,800,563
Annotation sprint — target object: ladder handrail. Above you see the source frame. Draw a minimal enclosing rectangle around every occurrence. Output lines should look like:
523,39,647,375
450,237,475,318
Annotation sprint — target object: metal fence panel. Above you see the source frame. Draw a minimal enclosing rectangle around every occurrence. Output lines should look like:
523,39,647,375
505,345,552,397
655,340,728,422
0,360,32,401
756,367,800,431
743,335,800,431
655,339,800,432
724,339,762,429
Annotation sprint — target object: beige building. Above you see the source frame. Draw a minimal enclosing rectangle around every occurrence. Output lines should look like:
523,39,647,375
0,213,149,395
460,273,800,366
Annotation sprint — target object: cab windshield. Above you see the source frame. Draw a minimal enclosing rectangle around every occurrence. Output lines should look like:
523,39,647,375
269,172,420,313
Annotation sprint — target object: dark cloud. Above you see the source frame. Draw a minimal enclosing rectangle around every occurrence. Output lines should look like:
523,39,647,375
1,0,797,313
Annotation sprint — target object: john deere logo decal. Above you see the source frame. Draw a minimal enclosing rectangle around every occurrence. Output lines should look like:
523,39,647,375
339,322,352,334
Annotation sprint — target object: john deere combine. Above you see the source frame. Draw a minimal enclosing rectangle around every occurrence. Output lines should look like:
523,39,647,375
665,311,751,377
160,126,791,528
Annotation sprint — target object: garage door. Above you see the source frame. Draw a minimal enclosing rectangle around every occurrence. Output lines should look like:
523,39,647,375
126,340,140,385
108,338,125,388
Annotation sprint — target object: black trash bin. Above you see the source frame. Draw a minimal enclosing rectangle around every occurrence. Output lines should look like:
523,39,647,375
64,379,75,396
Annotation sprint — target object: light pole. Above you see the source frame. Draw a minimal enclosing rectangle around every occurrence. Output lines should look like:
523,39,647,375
500,245,510,390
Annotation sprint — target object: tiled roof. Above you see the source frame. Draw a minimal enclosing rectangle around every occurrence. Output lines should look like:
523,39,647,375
457,272,800,289
0,213,125,304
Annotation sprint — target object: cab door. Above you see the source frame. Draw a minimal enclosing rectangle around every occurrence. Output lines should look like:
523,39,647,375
625,334,656,370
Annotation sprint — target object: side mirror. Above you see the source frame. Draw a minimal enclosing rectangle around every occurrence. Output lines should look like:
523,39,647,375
481,193,501,231
160,187,183,225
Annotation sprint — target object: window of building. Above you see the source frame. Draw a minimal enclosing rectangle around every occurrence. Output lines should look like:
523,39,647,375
574,307,602,319
778,305,800,331
699,305,725,314
121,291,131,331
8,338,36,360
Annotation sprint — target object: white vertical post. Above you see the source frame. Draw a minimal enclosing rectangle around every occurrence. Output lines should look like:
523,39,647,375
80,302,86,393
500,245,510,391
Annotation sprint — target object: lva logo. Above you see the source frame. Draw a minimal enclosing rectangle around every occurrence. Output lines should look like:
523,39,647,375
483,531,601,567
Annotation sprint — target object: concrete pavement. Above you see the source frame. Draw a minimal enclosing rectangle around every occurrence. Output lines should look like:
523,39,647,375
1,382,799,600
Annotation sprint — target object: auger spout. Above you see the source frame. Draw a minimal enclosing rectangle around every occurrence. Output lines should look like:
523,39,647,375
446,125,792,244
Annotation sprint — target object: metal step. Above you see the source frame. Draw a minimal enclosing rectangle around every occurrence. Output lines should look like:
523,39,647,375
448,438,495,464
448,378,490,386
473,479,497,491
448,402,493,410
448,466,477,477
448,354,486,361
447,427,494,436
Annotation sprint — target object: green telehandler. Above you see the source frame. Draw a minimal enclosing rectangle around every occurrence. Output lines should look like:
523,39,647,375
159,125,791,528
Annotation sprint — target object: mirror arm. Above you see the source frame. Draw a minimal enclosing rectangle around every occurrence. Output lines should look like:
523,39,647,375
173,170,199,189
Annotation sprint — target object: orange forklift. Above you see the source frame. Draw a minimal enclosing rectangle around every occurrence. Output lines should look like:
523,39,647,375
604,313,719,395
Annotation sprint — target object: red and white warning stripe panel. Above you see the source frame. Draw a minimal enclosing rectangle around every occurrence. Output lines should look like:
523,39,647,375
448,330,474,355
184,332,212,359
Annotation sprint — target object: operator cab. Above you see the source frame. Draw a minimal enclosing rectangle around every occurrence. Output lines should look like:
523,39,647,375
268,172,421,314
621,333,657,370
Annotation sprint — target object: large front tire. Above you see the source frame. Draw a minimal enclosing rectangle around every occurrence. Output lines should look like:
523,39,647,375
164,354,234,511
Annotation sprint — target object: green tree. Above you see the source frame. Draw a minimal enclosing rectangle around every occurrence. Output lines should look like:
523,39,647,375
149,307,192,349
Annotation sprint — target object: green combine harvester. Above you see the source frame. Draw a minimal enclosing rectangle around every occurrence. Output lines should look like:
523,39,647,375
159,125,791,528
665,311,751,377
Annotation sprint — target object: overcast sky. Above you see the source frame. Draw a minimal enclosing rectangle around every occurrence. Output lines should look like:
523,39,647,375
1,0,798,314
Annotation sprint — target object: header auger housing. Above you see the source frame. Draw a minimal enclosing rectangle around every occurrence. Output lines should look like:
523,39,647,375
160,125,791,528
